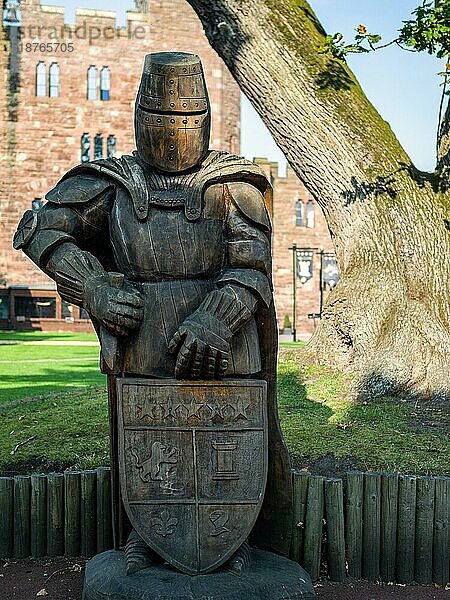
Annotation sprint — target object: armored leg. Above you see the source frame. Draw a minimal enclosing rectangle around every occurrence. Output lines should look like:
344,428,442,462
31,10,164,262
125,529,156,575
227,540,252,576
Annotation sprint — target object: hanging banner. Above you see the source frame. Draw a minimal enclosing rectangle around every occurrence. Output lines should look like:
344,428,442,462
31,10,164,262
296,249,314,284
323,254,340,289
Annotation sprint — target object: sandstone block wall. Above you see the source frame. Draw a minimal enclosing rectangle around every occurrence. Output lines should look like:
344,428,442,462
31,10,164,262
0,1,335,336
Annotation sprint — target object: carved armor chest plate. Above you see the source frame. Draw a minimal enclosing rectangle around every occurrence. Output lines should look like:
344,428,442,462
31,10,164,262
109,184,226,282
118,378,268,575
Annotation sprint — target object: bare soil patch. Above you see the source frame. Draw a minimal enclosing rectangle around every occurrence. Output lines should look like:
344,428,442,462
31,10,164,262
1,557,447,599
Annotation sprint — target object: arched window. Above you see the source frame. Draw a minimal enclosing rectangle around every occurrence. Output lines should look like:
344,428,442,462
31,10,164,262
100,66,111,101
36,61,47,97
135,0,148,12
49,62,60,98
81,133,91,163
94,133,103,159
87,65,98,100
306,200,315,229
3,0,21,26
295,200,303,227
107,134,116,158
32,198,43,211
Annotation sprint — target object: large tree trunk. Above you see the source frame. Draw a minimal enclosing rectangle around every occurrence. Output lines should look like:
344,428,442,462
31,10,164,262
187,0,450,401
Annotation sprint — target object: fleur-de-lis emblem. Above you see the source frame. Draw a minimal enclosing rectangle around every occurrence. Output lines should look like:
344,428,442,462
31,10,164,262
151,510,178,537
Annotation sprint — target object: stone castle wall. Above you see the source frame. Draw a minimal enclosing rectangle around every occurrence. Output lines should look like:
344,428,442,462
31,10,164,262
0,0,240,287
0,0,335,335
256,159,334,336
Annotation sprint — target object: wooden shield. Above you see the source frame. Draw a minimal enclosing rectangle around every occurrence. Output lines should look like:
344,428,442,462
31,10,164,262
117,378,268,575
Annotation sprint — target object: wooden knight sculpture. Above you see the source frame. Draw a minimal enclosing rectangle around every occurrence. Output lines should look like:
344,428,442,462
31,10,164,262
14,53,293,577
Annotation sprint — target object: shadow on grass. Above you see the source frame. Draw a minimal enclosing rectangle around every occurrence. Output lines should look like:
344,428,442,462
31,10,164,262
277,369,334,421
0,364,105,405
0,331,97,342
1,332,81,341
0,382,109,476
275,356,449,476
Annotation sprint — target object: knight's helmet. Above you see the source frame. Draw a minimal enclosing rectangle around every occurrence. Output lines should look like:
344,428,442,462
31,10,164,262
135,52,211,172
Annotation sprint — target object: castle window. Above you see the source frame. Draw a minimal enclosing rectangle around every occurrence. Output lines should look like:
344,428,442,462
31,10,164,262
15,296,56,319
32,198,43,211
135,0,148,12
94,133,103,159
295,200,303,227
306,200,315,229
87,65,98,100
49,62,60,98
62,301,74,321
36,61,47,97
81,133,91,163
107,134,116,158
100,67,111,101
0,295,9,320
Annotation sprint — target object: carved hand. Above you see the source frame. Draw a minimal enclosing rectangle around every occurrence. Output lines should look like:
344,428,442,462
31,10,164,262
84,273,144,337
168,315,231,380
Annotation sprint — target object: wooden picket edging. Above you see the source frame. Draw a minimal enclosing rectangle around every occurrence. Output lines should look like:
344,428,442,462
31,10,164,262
0,467,113,561
0,468,449,586
290,471,450,586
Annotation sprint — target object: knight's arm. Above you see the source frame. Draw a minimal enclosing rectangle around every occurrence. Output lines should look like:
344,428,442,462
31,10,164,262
183,182,272,339
13,174,115,306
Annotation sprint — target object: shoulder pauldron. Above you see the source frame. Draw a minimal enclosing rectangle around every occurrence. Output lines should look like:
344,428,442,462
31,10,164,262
46,174,114,205
226,182,271,233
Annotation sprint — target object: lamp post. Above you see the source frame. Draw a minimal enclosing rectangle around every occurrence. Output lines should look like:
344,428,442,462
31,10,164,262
289,245,340,338
290,245,333,340
290,241,297,342
319,248,324,317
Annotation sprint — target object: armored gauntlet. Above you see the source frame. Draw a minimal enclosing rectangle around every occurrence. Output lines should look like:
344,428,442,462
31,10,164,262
168,285,257,379
47,243,143,337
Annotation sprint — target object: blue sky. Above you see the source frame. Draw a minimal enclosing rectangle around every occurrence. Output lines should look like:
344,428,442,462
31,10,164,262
43,0,443,172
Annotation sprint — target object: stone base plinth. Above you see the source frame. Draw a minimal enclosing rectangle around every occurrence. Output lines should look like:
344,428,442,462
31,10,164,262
82,549,315,600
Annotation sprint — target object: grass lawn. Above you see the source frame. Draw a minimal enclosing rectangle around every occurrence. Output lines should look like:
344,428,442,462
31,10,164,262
0,331,98,343
278,347,449,477
0,345,104,403
0,332,106,474
0,332,448,476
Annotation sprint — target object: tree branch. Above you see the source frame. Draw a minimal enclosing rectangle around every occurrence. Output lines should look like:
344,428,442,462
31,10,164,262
186,0,450,400
188,5,412,184
437,79,450,172
186,0,414,253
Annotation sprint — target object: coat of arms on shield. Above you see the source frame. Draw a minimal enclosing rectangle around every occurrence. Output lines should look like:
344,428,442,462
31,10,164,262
117,378,268,575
